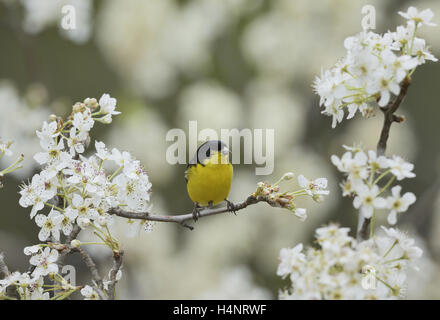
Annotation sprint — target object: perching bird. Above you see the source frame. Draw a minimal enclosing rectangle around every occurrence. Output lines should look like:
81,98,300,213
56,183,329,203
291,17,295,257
185,140,234,221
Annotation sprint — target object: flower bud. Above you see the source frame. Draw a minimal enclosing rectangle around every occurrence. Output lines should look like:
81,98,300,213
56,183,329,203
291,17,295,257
84,97,98,110
70,239,81,248
72,102,85,113
282,172,295,181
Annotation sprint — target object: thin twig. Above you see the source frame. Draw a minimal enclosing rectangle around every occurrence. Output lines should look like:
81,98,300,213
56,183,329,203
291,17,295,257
357,77,411,241
57,224,81,268
109,195,271,229
376,78,411,156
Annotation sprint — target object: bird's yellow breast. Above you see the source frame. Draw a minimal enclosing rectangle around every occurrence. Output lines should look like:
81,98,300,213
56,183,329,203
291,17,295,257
186,153,233,206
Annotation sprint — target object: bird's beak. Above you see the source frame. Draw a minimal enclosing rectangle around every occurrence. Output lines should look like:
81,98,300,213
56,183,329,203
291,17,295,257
221,147,230,156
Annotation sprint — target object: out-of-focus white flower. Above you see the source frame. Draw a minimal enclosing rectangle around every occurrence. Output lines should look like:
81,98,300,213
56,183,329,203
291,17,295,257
380,226,423,261
0,139,13,157
0,83,50,178
410,38,438,63
178,81,243,130
398,7,436,27
277,244,305,279
246,78,306,150
199,266,272,300
21,0,93,44
97,0,243,99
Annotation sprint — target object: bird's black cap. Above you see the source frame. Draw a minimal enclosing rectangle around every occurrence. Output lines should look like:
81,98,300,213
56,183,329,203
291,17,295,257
188,140,228,166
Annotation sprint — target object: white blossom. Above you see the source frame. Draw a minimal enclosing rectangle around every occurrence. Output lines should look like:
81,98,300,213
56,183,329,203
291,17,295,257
99,93,120,116
297,174,329,197
353,184,387,218
29,247,59,277
0,139,12,157
388,155,416,180
385,186,416,225
35,209,64,241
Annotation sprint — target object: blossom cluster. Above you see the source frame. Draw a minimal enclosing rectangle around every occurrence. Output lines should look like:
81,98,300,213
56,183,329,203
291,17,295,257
253,172,329,221
277,224,422,299
1,94,152,300
18,94,152,243
331,145,416,226
0,244,79,300
314,7,437,128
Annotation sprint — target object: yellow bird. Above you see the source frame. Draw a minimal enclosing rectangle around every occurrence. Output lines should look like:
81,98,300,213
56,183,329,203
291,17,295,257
185,140,234,221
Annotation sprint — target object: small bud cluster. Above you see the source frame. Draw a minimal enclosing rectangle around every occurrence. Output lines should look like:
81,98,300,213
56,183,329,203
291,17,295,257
254,172,329,221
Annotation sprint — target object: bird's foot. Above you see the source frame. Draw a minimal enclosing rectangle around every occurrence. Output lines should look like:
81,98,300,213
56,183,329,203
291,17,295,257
225,199,237,215
192,204,201,222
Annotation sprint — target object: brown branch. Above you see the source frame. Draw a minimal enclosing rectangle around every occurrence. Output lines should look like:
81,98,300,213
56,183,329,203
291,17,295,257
74,248,104,289
106,250,124,300
57,224,81,268
357,77,411,241
65,246,107,300
376,78,411,156
109,195,271,229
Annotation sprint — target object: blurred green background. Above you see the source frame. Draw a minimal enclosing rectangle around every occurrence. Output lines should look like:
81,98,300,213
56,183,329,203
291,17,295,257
0,0,439,299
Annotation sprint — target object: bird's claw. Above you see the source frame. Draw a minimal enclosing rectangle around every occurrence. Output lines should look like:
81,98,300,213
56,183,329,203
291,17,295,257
192,204,201,222
226,199,237,215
